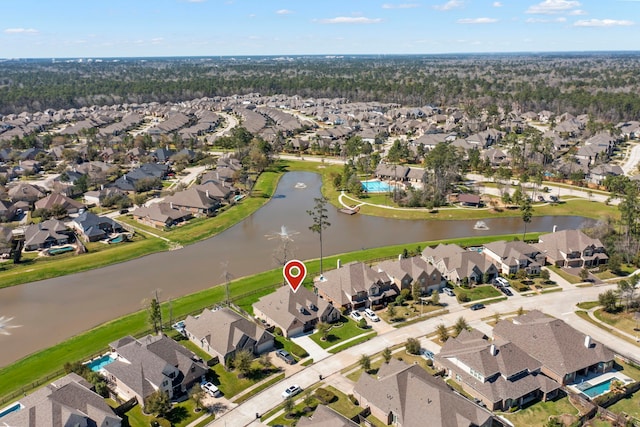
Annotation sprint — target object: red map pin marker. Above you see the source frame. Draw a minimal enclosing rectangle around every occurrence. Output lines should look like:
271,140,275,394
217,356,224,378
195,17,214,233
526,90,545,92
283,260,307,293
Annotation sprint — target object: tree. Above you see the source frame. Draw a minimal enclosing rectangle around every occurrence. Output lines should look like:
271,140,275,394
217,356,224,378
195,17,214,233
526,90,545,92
189,385,206,411
412,280,421,301
540,269,550,283
357,318,367,329
307,197,330,275
382,347,392,364
144,390,172,417
283,396,294,415
618,276,637,311
233,349,253,378
579,267,590,282
316,321,330,341
599,290,619,313
359,354,371,373
436,323,449,342
454,317,469,336
387,304,396,320
520,196,533,240
406,337,421,355
148,298,162,334
517,306,525,316
431,291,440,306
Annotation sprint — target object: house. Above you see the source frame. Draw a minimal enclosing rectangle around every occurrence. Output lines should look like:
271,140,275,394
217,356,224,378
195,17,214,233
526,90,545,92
458,194,481,207
8,182,46,204
422,244,498,285
493,310,614,385
0,225,14,257
297,404,359,427
533,229,608,268
376,256,444,296
23,219,70,251
130,202,193,228
195,180,236,202
435,329,560,411
314,261,395,310
83,187,127,207
482,240,545,276
34,192,85,215
162,187,221,216
375,163,409,181
183,307,274,367
104,334,208,405
588,164,624,186
354,359,495,427
0,199,16,222
113,163,168,192
253,285,341,338
72,211,124,242
0,373,121,427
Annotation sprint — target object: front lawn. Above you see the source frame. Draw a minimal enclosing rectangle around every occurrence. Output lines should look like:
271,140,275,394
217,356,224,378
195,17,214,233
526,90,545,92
594,309,640,339
309,317,371,349
456,285,501,302
502,395,579,427
209,361,281,399
123,399,212,427
378,301,443,323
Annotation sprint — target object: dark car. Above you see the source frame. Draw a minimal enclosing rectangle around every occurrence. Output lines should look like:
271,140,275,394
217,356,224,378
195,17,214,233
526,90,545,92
501,287,513,296
470,303,485,311
275,349,295,365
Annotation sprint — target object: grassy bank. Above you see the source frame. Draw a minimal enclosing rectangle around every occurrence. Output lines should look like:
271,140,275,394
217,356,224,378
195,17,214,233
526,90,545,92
0,232,538,401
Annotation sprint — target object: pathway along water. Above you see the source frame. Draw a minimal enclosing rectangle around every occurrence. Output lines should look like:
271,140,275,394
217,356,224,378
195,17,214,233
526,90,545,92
0,172,593,366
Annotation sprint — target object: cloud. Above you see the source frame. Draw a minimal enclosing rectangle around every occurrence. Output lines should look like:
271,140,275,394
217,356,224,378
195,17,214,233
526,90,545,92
574,19,634,27
382,3,420,8
526,0,580,14
4,28,39,34
276,9,293,15
433,0,463,11
457,17,498,24
525,17,567,22
151,37,164,44
317,16,383,24
185,0,207,3
493,1,503,6
569,9,587,15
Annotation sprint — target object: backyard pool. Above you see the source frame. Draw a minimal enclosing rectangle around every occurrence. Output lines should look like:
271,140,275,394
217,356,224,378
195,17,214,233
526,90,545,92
362,180,392,193
580,377,621,398
0,402,23,419
86,354,116,372
47,246,74,255
108,234,125,244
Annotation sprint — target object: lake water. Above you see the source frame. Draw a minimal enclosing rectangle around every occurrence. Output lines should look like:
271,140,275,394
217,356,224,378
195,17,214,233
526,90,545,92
0,171,593,366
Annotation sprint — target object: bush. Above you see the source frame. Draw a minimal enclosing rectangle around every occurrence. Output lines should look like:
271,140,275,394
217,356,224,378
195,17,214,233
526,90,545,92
425,359,433,367
315,388,336,405
457,291,470,303
273,327,283,336
348,394,359,406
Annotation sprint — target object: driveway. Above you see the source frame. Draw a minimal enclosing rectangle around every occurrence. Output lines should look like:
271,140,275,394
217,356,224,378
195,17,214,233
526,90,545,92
290,333,330,363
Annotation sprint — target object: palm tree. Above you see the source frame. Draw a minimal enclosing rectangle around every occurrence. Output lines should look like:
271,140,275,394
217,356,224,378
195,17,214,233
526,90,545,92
316,321,330,341
359,354,371,373
382,347,392,364
436,323,449,342
454,317,469,336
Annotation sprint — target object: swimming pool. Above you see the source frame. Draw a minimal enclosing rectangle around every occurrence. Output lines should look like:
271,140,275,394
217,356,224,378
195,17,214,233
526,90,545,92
581,377,619,398
86,354,116,372
108,234,125,244
48,246,74,255
0,402,23,419
362,180,392,193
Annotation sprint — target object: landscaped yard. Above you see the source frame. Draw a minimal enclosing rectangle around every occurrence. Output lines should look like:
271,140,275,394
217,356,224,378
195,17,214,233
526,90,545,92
122,399,213,427
594,309,640,339
502,395,579,427
208,361,281,399
346,349,437,383
309,316,372,349
377,301,444,323
456,284,502,302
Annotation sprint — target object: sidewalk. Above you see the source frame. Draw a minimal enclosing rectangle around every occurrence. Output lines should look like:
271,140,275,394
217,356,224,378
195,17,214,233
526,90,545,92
585,307,640,343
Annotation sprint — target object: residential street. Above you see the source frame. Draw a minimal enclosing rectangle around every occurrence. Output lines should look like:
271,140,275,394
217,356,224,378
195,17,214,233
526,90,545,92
208,274,635,427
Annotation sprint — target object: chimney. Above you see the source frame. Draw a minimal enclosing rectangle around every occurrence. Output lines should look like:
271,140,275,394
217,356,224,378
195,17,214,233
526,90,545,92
100,184,104,191
337,259,341,269
206,190,210,199
490,344,497,356
553,225,557,233
398,254,403,260
170,202,174,209
584,335,592,348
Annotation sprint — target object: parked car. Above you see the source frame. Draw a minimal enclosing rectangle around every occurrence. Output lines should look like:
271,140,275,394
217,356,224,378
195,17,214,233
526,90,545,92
363,308,380,322
494,277,510,288
501,287,513,296
350,310,364,322
470,303,485,311
282,385,302,399
201,382,221,397
275,349,295,365
550,195,559,202
537,196,545,202
444,287,455,297
420,348,435,360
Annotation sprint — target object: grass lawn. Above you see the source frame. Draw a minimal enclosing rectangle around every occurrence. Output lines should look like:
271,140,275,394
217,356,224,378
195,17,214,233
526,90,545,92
209,361,280,399
608,388,640,419
457,284,502,302
347,350,436,382
275,335,309,360
233,373,285,404
310,317,371,349
502,396,579,427
328,332,376,354
577,301,600,310
594,309,640,338
548,265,581,284
123,399,210,427
378,301,443,324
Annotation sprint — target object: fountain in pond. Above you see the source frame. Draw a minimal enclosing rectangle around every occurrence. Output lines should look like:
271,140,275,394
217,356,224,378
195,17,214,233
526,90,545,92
0,316,20,336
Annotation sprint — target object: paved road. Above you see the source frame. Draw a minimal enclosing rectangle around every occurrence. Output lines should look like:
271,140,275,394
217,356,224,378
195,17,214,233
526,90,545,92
622,141,640,175
209,276,634,427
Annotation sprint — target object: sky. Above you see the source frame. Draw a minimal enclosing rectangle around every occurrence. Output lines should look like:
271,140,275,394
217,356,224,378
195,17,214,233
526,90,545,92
1,0,639,58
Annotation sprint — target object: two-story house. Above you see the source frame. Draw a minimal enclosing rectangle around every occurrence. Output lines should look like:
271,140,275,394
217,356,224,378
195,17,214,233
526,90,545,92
314,261,394,310
376,256,445,296
482,240,545,276
422,244,498,285
533,229,608,268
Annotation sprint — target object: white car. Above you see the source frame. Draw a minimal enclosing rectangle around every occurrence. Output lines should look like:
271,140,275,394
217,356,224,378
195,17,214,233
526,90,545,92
494,277,510,288
350,310,364,322
282,385,302,399
201,382,221,397
364,308,380,322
